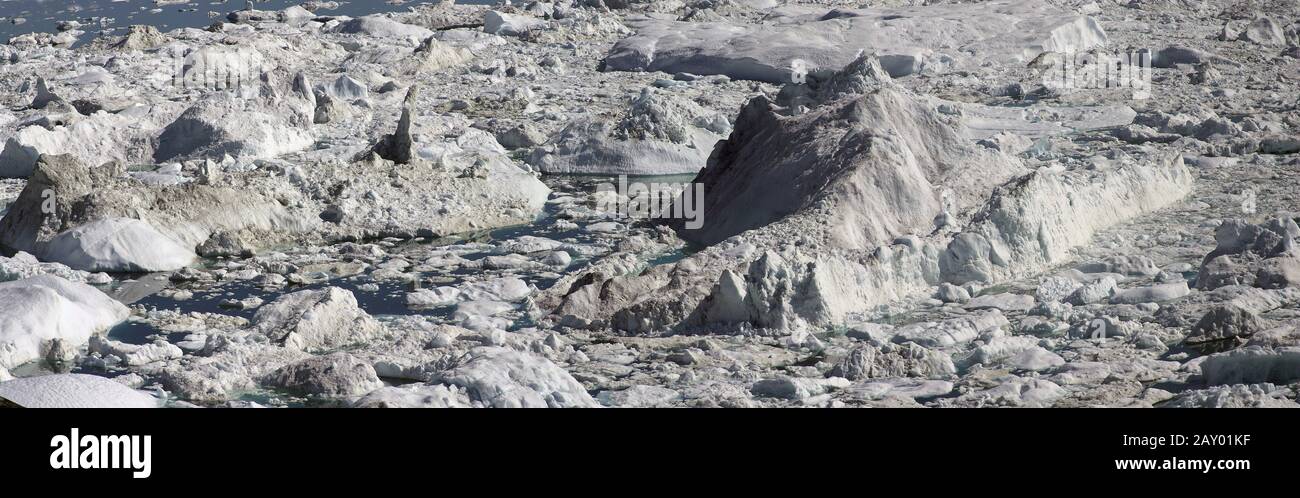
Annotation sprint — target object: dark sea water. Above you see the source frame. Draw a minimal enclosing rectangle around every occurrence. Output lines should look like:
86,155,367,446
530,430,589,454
0,0,499,42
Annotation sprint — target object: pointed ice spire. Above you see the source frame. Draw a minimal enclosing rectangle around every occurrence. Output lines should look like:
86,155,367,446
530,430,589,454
371,85,418,164
30,77,62,109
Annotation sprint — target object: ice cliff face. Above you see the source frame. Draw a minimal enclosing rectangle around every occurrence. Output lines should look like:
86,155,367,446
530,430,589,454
541,55,1192,334
677,58,1025,249
0,275,129,371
